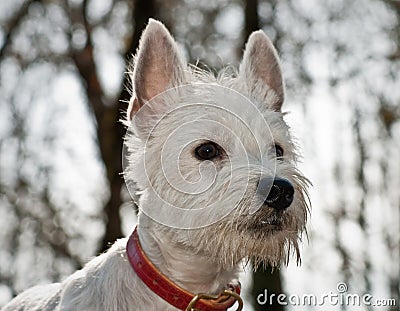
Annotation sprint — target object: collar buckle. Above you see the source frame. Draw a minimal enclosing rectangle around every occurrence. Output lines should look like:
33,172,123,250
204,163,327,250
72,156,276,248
185,289,243,311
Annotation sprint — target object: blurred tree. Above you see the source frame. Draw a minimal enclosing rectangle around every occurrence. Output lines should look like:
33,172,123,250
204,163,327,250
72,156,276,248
283,1,400,309
0,0,157,300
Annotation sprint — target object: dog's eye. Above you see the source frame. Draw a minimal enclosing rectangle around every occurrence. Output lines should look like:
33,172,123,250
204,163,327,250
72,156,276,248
274,144,284,159
195,143,220,160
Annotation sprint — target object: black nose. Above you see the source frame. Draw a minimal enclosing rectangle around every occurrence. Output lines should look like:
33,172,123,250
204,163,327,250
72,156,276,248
257,177,294,210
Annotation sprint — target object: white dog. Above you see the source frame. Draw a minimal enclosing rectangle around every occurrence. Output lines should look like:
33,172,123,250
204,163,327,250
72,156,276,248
3,19,309,311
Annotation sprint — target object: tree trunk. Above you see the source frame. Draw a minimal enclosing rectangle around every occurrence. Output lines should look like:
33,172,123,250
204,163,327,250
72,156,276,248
98,0,157,252
243,0,285,309
244,0,260,41
251,266,284,311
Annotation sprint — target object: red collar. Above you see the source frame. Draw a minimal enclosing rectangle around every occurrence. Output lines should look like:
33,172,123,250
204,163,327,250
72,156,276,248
126,227,242,311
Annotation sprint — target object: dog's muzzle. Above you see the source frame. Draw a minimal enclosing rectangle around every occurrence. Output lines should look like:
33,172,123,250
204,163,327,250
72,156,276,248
257,177,294,210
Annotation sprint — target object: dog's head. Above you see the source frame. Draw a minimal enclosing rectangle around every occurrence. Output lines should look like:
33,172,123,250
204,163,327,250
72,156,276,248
124,19,310,268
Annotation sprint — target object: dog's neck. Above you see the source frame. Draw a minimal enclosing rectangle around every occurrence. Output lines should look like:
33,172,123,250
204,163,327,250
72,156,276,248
137,225,239,295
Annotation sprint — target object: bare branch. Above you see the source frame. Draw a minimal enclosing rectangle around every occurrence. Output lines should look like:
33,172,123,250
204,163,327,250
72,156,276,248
0,0,40,59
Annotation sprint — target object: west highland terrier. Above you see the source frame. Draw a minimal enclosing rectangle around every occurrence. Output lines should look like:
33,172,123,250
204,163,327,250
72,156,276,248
3,19,310,311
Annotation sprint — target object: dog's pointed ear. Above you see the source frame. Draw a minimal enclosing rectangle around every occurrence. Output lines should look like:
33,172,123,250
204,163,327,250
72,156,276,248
239,30,285,111
128,19,187,120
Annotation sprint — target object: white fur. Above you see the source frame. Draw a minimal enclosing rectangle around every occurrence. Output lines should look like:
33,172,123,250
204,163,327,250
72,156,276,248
3,19,309,311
